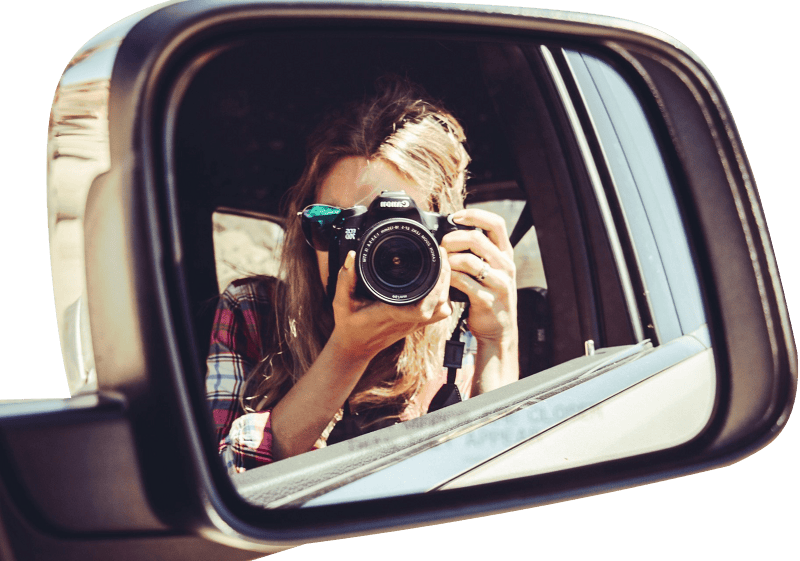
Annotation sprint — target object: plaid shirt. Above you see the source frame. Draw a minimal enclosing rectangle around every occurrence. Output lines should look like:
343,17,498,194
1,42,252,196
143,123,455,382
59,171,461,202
206,277,475,475
206,278,280,474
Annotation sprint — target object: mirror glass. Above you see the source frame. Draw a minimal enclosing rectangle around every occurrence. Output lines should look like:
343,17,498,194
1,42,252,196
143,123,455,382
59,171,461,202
166,32,715,508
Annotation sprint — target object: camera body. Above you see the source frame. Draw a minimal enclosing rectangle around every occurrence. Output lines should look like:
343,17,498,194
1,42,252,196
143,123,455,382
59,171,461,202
326,191,472,305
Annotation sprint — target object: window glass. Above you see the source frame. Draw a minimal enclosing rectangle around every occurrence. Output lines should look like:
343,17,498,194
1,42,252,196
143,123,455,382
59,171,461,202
212,211,284,292
467,199,546,289
566,50,706,340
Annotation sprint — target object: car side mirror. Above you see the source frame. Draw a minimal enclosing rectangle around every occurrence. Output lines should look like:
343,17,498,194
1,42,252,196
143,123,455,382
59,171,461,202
1,1,795,559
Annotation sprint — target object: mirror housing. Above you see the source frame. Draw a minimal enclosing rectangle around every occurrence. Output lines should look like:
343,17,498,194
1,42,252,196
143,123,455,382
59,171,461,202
1,1,795,558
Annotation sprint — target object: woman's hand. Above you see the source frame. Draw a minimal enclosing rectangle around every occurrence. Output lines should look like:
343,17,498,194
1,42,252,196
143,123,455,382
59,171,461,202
442,208,519,393
272,248,452,460
329,248,454,362
442,209,517,342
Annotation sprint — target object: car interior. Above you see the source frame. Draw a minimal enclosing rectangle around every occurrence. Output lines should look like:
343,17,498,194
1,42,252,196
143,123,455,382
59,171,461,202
161,30,677,506
171,31,641,382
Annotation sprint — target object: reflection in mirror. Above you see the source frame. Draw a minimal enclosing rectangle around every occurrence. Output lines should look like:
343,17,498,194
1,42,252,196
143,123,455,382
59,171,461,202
47,8,158,398
166,32,715,508
212,209,284,293
48,74,109,397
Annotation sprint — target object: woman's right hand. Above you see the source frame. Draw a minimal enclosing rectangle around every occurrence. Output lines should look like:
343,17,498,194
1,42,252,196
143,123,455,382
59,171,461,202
329,249,454,361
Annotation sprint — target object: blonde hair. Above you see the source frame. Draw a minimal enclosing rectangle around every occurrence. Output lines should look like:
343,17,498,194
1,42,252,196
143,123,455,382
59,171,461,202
242,79,470,429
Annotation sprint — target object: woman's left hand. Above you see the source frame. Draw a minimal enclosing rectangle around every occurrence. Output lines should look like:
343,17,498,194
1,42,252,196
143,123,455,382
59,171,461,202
441,208,517,343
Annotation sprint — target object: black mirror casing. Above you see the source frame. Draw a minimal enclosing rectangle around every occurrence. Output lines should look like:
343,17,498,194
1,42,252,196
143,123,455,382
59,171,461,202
0,1,795,559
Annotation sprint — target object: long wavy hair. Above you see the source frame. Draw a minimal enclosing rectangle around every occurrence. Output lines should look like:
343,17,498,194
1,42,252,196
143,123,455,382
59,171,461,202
241,79,470,430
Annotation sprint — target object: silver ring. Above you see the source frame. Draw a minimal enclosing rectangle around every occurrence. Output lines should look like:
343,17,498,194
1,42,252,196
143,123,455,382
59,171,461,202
476,264,490,283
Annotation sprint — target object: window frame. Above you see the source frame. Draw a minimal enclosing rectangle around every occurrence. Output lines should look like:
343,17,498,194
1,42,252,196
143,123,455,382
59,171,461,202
547,45,709,345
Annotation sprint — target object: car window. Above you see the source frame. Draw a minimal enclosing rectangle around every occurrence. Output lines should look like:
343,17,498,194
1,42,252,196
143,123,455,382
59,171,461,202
212,210,284,293
565,50,706,341
467,199,547,290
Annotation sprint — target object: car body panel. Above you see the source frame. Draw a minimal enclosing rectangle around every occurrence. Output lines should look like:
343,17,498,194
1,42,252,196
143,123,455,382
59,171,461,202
444,345,715,488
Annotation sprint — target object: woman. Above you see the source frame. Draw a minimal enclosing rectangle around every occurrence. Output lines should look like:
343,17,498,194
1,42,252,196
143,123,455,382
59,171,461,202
206,80,519,474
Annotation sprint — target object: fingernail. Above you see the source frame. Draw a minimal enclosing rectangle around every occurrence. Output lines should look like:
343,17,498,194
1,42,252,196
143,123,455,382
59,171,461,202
344,250,356,270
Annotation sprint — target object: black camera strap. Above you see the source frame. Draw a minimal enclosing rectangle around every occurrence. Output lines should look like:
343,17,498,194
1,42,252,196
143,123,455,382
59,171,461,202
428,303,470,412
428,204,531,414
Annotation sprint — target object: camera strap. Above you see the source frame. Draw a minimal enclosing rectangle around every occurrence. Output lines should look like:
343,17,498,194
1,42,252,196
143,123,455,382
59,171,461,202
428,303,470,412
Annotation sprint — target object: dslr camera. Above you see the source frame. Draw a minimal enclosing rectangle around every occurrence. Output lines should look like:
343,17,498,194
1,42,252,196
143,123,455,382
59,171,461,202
327,191,472,305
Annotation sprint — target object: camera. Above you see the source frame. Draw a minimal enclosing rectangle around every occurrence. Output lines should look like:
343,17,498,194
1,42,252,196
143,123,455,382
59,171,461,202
326,191,472,305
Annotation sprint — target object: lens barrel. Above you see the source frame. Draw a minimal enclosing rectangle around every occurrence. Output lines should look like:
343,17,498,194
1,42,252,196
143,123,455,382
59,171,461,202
357,218,441,304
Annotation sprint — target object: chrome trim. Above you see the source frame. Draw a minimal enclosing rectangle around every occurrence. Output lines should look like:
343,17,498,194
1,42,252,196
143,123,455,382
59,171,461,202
47,4,168,395
47,71,109,395
61,295,95,393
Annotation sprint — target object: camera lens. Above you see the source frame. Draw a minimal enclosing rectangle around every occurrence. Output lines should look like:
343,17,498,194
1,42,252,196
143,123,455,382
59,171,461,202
373,236,424,288
357,218,441,304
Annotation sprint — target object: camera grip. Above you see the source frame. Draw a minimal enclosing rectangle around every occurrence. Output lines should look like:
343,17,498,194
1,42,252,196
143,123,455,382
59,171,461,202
438,215,477,303
449,286,469,303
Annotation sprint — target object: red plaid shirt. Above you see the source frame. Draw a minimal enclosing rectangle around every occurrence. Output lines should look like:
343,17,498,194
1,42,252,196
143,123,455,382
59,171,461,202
206,278,475,474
